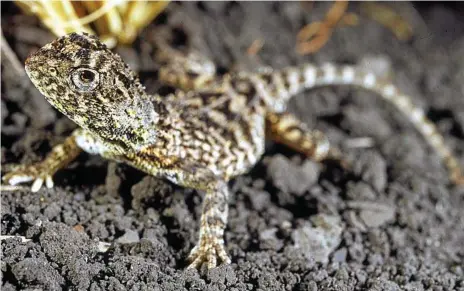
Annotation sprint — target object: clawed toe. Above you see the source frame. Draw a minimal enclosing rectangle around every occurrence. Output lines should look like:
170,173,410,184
2,165,55,192
187,237,231,269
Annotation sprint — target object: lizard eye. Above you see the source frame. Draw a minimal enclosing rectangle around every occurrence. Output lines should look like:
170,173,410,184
71,68,99,92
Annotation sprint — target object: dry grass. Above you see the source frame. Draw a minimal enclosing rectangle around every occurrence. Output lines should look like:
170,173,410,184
15,0,169,48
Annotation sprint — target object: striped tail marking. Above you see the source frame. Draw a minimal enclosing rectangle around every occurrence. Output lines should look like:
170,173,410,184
254,63,463,184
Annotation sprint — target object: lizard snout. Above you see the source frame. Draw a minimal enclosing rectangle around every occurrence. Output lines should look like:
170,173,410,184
24,43,58,74
24,53,40,73
24,55,34,68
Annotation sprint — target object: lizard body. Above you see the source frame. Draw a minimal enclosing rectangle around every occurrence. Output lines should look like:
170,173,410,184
3,32,463,269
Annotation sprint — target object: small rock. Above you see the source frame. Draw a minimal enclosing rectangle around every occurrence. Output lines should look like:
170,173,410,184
343,105,393,140
332,247,347,263
346,182,377,201
345,210,367,232
367,278,401,291
357,55,393,81
116,229,140,244
348,201,396,228
355,270,368,285
360,209,395,228
353,151,387,193
259,227,283,251
142,228,161,243
43,202,62,220
335,267,349,281
1,112,27,135
11,258,64,291
241,186,270,211
267,154,320,195
348,243,366,264
292,214,343,264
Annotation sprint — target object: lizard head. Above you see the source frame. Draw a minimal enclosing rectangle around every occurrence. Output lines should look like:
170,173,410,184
25,32,159,150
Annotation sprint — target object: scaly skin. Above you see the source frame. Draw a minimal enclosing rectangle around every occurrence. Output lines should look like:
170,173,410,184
3,32,463,269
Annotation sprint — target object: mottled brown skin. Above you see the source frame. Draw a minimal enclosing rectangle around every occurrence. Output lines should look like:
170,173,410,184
3,32,463,270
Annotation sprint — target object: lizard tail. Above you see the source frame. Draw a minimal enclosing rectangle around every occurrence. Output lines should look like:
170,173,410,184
252,63,463,185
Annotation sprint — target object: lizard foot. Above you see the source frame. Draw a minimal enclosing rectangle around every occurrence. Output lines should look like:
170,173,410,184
2,163,55,192
187,235,231,269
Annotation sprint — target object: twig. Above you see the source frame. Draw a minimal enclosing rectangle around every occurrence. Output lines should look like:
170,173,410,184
0,184,30,192
296,1,355,55
0,234,112,253
343,137,375,149
1,30,26,78
247,38,265,56
360,2,413,41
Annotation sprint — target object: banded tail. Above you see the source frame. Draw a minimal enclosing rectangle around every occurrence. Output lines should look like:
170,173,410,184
251,63,463,185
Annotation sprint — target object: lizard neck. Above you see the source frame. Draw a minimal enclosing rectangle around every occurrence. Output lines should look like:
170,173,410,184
117,93,167,151
88,90,162,152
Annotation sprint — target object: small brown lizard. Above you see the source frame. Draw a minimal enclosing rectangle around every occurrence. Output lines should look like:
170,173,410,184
3,32,463,269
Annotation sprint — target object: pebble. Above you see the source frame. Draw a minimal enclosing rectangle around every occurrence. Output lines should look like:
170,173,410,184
116,229,140,244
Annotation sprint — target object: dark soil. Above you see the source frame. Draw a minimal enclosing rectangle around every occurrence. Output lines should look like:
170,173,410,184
2,2,464,290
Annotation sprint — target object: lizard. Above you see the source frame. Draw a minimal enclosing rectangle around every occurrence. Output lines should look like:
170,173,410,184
2,32,463,270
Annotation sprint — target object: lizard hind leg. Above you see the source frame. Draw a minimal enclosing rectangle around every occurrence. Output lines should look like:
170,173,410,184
266,112,350,169
151,28,217,91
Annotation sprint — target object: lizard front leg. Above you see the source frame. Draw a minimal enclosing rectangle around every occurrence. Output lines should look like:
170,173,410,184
160,163,231,269
266,112,349,168
120,153,232,269
187,179,230,269
2,128,118,192
3,129,83,192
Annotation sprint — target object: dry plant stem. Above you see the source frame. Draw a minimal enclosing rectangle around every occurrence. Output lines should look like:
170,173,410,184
296,0,350,55
14,0,169,47
360,2,413,41
247,39,265,56
1,31,26,77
